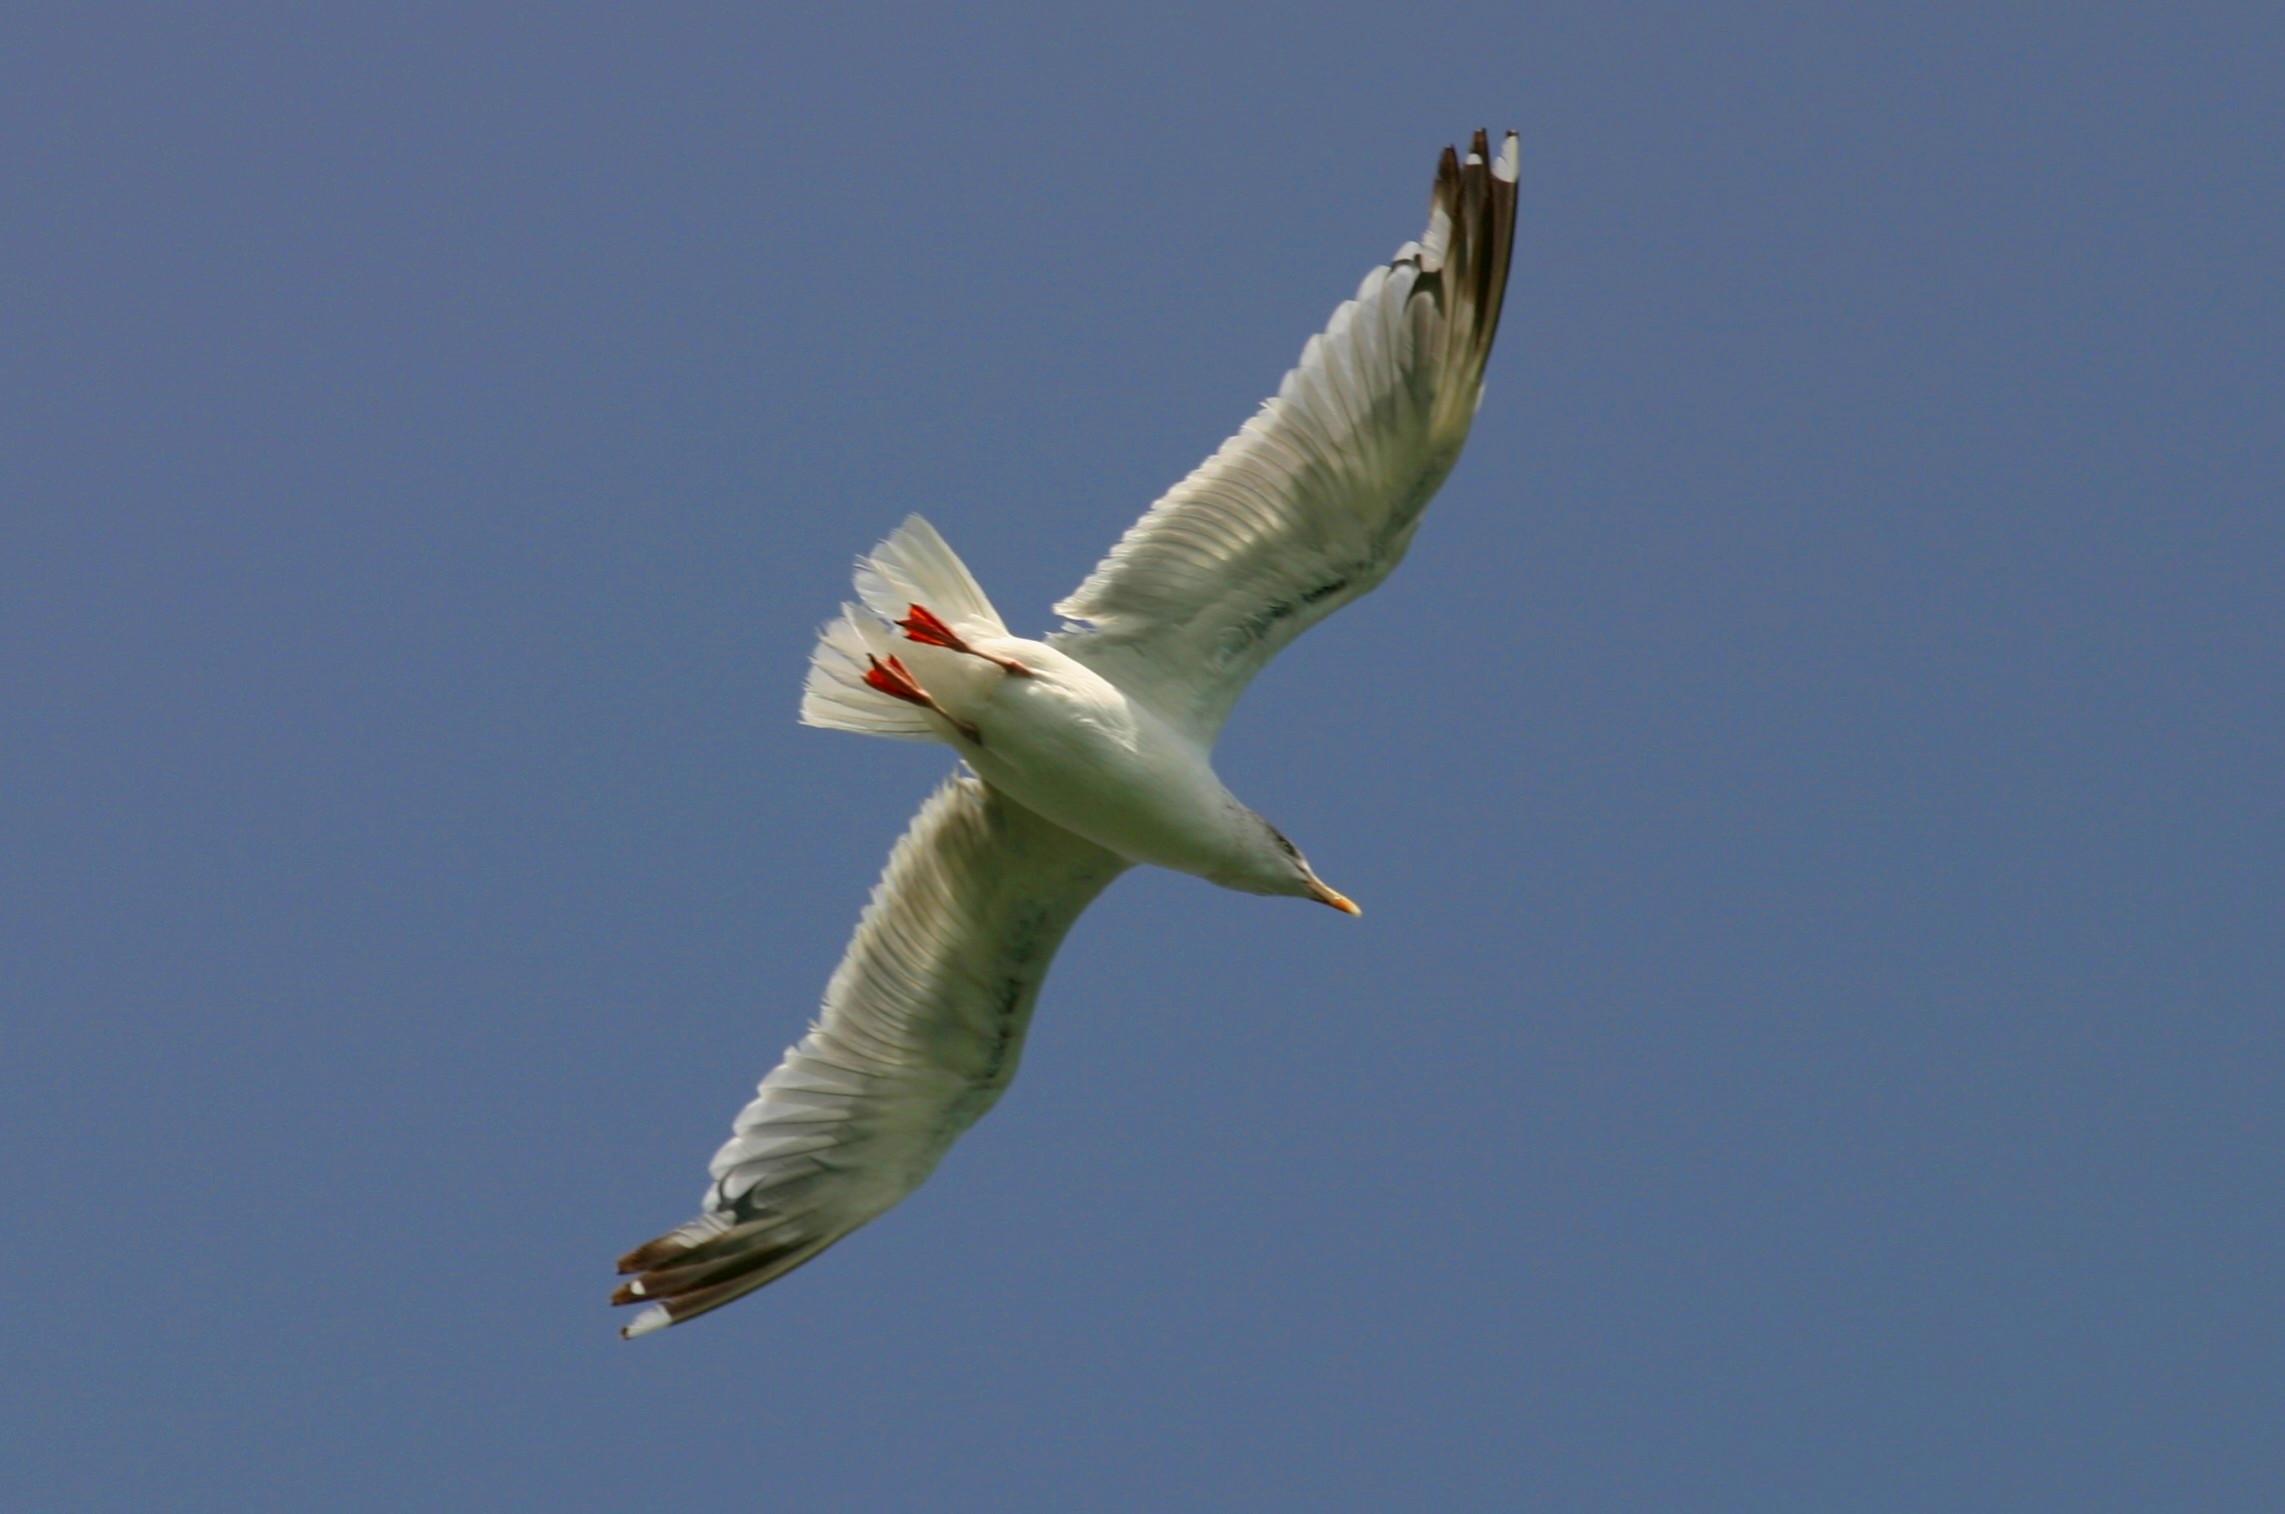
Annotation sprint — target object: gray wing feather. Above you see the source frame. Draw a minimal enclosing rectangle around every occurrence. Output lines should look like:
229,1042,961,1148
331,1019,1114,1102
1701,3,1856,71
614,776,1127,1336
1051,130,1519,744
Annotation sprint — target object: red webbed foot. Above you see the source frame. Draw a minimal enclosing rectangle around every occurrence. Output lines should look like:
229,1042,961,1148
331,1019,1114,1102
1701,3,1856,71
896,604,1032,677
863,654,981,743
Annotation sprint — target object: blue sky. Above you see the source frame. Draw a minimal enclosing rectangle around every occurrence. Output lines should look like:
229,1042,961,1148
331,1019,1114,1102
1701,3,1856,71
6,4,2280,1509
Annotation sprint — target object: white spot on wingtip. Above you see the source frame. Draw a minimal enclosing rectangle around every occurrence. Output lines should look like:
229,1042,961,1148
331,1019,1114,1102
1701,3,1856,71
621,1304,672,1339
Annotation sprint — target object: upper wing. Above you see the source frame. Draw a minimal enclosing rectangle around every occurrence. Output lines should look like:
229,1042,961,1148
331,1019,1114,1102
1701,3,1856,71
613,775,1127,1336
1050,130,1519,744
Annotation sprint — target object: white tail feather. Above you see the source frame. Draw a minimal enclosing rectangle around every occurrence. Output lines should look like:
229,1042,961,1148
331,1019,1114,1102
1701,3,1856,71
852,515,1006,635
799,603,936,739
799,518,1008,741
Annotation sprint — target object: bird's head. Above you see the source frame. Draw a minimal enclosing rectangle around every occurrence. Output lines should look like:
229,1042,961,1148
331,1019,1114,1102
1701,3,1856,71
1218,814,1361,915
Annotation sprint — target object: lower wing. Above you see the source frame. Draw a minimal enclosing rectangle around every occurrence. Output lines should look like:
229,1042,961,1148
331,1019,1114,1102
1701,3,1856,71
614,775,1127,1336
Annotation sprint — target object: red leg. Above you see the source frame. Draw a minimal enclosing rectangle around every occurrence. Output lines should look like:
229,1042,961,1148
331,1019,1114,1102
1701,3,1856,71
895,604,1032,677
864,655,981,743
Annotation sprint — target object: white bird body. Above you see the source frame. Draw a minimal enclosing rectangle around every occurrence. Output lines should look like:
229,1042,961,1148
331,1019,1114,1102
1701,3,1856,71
949,642,1238,880
615,129,1519,1336
911,633,1307,894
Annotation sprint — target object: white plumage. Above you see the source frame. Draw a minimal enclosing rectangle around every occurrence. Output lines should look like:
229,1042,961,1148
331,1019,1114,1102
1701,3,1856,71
617,130,1519,1337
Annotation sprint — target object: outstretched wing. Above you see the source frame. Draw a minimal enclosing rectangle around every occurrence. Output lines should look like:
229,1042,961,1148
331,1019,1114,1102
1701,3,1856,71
1051,130,1519,745
614,776,1127,1336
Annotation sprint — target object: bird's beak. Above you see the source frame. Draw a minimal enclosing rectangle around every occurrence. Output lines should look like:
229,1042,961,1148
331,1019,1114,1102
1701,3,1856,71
1307,878,1362,916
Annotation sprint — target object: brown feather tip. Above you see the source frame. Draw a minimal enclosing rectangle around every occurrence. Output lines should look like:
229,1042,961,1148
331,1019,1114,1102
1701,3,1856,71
615,1235,690,1275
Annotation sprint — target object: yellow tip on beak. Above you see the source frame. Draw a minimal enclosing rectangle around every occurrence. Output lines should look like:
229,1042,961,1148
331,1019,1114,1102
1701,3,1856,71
1310,881,1363,916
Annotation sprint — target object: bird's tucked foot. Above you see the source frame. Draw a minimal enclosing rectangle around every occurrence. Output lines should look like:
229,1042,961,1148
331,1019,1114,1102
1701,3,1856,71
897,603,1033,677
863,653,982,743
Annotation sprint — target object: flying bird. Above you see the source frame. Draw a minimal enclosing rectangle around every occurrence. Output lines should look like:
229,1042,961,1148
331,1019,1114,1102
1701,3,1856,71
615,129,1520,1336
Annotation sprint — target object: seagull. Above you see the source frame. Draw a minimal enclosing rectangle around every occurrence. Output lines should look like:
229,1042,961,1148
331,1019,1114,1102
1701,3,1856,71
615,129,1519,1337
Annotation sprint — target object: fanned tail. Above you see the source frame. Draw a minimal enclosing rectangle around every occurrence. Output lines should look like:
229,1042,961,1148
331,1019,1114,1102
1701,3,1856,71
852,515,1006,634
798,515,1009,740
800,602,940,739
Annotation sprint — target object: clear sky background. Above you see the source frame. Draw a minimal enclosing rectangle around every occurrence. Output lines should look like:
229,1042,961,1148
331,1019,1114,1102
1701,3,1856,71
6,5,2280,1510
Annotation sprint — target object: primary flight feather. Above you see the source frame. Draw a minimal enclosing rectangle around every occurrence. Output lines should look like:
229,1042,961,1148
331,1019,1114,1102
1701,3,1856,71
615,129,1520,1336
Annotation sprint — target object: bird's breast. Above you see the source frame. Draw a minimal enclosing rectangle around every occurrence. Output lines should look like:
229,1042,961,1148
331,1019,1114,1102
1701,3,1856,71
956,654,1235,877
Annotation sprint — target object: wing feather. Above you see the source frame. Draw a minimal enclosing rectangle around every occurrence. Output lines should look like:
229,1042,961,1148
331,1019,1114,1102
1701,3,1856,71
1051,130,1519,743
614,776,1127,1336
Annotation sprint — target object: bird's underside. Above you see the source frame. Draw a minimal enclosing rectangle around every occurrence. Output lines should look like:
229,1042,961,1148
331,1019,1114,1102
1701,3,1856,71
615,129,1519,1337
